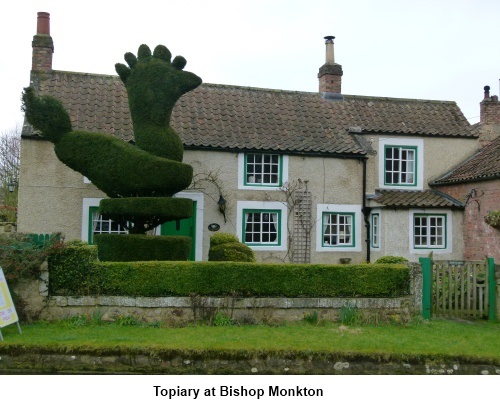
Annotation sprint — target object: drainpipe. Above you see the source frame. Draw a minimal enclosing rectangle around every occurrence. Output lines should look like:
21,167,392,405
361,157,371,262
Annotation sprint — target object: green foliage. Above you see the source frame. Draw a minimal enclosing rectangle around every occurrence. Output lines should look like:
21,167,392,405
209,232,240,247
0,233,61,284
47,240,98,295
98,197,193,233
21,87,72,143
115,44,202,161
208,233,256,262
484,210,500,228
53,130,193,198
303,311,319,325
48,260,410,298
213,312,235,326
375,256,409,264
339,303,358,325
94,234,191,262
208,243,256,262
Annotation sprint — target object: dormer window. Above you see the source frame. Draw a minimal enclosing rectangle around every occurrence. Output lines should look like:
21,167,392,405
378,138,423,190
238,153,288,190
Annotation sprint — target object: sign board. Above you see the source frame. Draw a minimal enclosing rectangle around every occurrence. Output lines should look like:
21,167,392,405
0,266,19,328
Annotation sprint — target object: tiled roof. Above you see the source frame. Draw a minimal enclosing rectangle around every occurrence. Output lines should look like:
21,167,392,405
23,70,475,156
368,189,464,209
431,136,500,184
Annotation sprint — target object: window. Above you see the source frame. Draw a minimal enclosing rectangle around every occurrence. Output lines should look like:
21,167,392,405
322,212,355,247
378,138,423,190
413,214,446,249
238,153,288,189
371,213,380,248
88,207,127,244
316,204,362,252
243,209,280,246
237,201,287,251
385,145,417,186
245,153,281,186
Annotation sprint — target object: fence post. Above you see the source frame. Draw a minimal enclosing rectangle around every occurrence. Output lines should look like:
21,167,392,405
487,257,496,321
419,257,432,319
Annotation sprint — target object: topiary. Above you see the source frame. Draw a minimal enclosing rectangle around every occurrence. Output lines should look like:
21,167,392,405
208,233,255,262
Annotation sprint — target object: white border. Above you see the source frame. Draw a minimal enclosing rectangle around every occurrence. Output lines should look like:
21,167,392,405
82,193,204,261
236,200,288,251
316,204,363,252
370,209,381,251
237,153,289,190
378,138,424,190
408,209,452,255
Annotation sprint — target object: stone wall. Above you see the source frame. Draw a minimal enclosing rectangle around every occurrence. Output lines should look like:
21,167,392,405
14,264,423,325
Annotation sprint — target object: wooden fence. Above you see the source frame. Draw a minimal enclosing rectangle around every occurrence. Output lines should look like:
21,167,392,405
420,257,496,320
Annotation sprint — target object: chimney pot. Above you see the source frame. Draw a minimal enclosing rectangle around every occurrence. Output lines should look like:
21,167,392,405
37,12,50,35
484,85,491,100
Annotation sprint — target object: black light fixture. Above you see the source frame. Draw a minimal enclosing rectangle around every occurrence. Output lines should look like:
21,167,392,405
217,194,227,223
7,179,16,193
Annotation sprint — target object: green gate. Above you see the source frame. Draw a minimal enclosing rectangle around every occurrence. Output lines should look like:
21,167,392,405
420,257,496,320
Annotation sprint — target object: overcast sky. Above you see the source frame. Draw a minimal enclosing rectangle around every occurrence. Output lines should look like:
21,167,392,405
1,0,499,134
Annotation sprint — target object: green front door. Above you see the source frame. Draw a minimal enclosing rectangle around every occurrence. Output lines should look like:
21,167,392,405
160,201,196,261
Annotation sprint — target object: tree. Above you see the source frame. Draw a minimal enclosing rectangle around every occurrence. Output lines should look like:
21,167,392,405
0,125,20,222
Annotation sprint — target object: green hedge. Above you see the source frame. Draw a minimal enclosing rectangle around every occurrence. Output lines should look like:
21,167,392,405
94,234,191,262
208,233,255,262
47,240,98,295
48,259,410,298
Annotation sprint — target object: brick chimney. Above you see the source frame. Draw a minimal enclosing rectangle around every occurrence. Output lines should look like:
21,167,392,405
31,12,53,73
479,85,500,146
318,36,343,94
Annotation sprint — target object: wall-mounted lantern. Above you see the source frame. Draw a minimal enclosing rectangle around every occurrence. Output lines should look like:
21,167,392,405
217,194,227,223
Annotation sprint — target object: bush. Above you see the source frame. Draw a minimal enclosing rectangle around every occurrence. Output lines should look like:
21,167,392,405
47,240,98,295
0,233,61,284
208,233,255,262
484,210,500,228
209,233,240,247
375,256,409,264
48,261,410,298
94,234,191,262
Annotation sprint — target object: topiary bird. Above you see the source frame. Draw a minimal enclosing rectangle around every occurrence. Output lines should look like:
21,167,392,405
22,44,202,198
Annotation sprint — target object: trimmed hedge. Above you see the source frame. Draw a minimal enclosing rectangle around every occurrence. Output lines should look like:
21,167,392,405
94,234,191,262
48,260,410,298
47,240,98,295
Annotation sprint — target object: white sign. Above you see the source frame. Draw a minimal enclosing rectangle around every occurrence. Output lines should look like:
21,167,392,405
0,267,19,328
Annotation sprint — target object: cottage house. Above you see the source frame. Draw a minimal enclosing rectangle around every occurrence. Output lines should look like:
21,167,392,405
431,88,500,261
19,12,485,263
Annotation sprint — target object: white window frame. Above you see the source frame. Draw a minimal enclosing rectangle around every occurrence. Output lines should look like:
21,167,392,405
316,204,362,252
82,198,128,244
379,138,424,190
409,209,452,254
238,153,289,190
370,211,381,250
236,201,287,251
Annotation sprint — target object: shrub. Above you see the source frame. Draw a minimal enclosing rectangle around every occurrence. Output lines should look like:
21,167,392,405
208,233,255,262
47,240,98,295
375,256,409,264
209,233,240,247
48,261,410,298
94,234,191,262
484,210,500,228
0,233,61,284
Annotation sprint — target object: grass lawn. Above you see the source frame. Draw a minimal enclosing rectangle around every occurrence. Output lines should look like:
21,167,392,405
1,318,500,363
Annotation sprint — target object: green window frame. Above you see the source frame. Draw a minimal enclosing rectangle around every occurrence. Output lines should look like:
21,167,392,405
244,153,283,187
322,212,355,248
88,206,128,245
371,213,380,248
384,145,417,186
413,214,446,249
242,209,281,246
